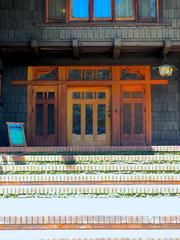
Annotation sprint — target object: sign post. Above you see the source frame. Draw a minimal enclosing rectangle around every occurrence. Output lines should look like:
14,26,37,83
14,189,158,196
6,122,27,147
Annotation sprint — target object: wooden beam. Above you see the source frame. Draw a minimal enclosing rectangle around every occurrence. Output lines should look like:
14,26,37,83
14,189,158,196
31,40,40,56
162,39,171,59
11,81,28,86
72,39,80,59
113,39,121,59
10,79,168,87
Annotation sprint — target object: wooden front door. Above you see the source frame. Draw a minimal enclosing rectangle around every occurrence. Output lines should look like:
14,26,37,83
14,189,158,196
121,86,146,146
67,88,111,146
33,86,58,146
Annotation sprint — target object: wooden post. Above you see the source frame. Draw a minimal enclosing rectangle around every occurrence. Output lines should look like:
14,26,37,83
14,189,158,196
112,66,121,146
58,85,67,146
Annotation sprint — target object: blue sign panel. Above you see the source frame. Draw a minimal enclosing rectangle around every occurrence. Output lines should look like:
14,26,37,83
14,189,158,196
6,122,26,147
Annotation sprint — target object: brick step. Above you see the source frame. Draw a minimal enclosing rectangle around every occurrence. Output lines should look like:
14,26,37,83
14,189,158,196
1,164,180,174
0,174,180,185
0,185,180,197
0,215,180,230
1,155,180,164
0,146,179,153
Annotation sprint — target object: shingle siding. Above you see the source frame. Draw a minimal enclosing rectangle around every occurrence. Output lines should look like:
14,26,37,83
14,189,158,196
152,70,180,145
0,0,180,42
0,65,27,146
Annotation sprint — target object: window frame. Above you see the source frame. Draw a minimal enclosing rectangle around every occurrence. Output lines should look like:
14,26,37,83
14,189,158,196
46,0,68,23
137,0,159,22
70,0,89,21
45,0,160,23
92,0,113,21
115,0,136,21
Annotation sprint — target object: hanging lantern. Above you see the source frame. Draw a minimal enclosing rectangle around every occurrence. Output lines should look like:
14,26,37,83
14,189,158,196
153,64,177,77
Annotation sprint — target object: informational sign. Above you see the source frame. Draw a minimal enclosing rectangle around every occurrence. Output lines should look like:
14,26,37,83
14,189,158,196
6,122,26,147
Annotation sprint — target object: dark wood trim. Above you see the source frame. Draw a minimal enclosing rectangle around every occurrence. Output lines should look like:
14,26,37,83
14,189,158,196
66,0,70,23
11,79,169,87
159,0,163,23
58,85,67,146
89,0,93,22
111,66,121,145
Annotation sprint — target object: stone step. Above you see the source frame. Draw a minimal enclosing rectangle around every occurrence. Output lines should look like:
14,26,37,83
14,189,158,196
1,155,180,164
1,164,180,174
0,185,180,197
0,215,180,230
0,174,180,185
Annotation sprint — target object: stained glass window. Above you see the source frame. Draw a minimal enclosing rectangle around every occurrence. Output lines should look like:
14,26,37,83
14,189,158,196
135,103,143,134
48,104,55,134
97,104,106,135
123,103,131,134
36,104,44,135
73,104,81,135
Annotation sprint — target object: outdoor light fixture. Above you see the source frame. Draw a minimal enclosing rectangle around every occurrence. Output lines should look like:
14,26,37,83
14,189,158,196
153,52,177,77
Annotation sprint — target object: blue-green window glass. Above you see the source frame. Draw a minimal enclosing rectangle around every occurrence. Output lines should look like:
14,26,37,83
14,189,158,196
36,104,44,135
72,0,89,18
73,104,81,134
85,104,93,135
94,0,112,18
138,0,156,17
97,104,106,135
116,0,134,18
123,103,131,134
48,104,55,134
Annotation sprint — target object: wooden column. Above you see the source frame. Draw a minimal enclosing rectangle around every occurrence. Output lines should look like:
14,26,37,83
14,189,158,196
111,66,121,146
145,66,152,145
27,67,33,145
58,67,67,146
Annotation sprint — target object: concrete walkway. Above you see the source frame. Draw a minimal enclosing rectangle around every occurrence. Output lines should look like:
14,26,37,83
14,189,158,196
1,230,180,239
0,197,180,216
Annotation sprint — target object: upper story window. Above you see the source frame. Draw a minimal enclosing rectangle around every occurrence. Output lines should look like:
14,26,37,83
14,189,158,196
46,0,160,23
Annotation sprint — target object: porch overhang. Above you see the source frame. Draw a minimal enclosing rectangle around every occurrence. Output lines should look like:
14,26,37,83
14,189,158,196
1,39,180,59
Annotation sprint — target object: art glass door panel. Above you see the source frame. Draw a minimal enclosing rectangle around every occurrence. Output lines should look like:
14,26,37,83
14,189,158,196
68,88,110,146
121,87,145,145
33,87,57,146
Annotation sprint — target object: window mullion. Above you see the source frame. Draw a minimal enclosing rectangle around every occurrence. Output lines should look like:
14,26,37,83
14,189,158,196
66,0,70,22
89,0,93,22
45,0,49,23
112,0,116,21
135,0,138,22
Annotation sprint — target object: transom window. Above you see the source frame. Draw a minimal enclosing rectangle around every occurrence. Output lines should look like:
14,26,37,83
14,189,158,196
46,0,160,23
